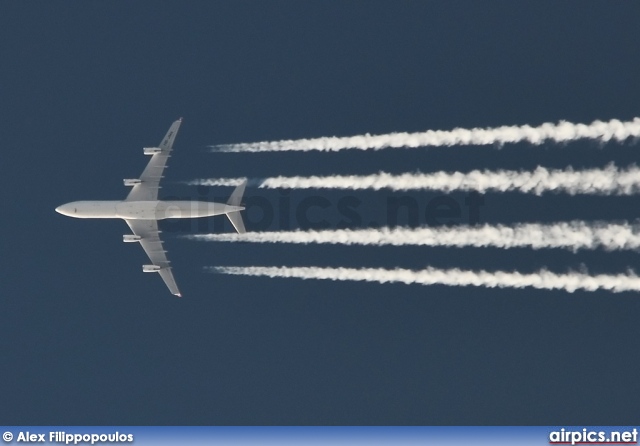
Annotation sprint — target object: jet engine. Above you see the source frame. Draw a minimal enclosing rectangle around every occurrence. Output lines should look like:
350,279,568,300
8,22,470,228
123,234,142,243
123,179,141,186
144,147,162,155
142,265,161,273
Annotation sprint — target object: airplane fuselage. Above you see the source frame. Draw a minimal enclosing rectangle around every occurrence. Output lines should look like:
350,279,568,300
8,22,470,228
56,200,243,220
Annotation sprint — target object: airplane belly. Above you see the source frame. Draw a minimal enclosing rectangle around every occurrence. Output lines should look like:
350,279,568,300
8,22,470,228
115,201,235,220
157,201,231,219
116,201,160,219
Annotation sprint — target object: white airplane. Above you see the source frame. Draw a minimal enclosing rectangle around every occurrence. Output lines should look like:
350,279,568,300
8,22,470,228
56,118,247,297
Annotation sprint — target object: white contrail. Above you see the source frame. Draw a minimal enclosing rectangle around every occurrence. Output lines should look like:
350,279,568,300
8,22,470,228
187,222,640,252
208,265,640,293
213,118,640,152
189,164,640,195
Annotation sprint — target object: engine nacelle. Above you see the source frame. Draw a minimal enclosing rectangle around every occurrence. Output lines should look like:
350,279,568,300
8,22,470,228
123,179,141,186
142,264,161,273
144,147,162,155
123,234,142,243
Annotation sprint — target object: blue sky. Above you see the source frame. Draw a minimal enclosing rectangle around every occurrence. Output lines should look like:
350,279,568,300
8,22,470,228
1,2,640,424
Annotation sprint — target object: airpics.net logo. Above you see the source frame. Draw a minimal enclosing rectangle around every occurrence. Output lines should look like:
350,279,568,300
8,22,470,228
549,428,638,445
161,189,486,233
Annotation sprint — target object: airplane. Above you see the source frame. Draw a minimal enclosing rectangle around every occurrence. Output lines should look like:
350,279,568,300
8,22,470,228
55,118,247,297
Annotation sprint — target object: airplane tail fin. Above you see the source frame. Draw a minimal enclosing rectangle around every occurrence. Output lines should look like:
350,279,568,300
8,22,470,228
226,180,247,234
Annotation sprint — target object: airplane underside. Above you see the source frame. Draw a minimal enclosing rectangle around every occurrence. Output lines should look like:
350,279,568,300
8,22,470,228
57,200,244,220
56,118,248,297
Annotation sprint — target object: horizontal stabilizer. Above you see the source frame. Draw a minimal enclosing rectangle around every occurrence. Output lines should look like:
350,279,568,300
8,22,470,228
227,179,247,207
226,180,247,233
227,211,246,234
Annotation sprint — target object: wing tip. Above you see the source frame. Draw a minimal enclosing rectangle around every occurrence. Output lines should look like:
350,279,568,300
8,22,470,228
174,292,182,298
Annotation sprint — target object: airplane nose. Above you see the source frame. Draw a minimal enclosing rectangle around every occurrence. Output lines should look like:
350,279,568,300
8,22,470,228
56,204,72,216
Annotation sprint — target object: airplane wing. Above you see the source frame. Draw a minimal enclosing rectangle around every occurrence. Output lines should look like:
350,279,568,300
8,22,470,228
125,219,182,297
126,118,182,201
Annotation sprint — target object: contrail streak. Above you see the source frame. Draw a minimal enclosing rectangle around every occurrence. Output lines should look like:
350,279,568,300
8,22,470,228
189,164,640,195
213,118,640,152
187,222,640,252
209,265,640,293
